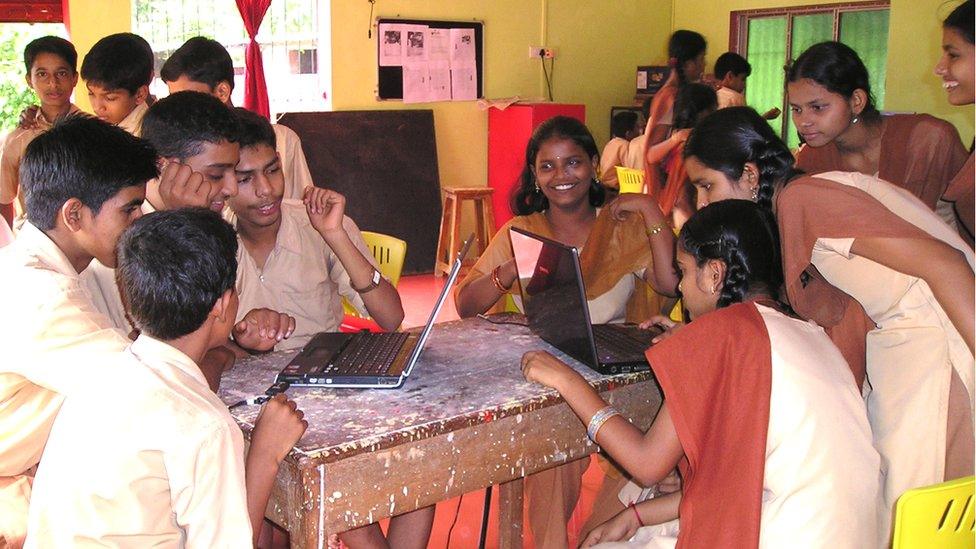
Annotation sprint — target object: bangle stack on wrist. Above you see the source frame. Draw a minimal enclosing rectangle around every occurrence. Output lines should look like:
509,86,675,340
586,405,621,442
490,265,511,293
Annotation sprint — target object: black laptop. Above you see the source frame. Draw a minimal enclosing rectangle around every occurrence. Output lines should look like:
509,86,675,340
276,235,474,388
509,227,658,374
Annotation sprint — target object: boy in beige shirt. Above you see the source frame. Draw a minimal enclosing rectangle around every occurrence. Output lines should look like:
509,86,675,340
80,33,154,135
27,208,307,547
0,36,80,228
161,37,315,200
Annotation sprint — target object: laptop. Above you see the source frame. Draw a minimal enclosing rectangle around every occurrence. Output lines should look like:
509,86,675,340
276,234,475,389
509,227,659,375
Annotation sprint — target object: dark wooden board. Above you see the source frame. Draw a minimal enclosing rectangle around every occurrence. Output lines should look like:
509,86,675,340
277,110,442,274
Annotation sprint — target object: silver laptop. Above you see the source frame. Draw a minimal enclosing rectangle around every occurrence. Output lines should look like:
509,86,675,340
276,235,474,388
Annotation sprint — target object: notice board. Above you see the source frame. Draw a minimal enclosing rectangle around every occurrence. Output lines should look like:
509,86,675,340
376,18,484,102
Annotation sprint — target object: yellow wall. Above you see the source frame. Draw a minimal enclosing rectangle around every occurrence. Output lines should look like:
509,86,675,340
331,0,671,189
671,0,974,143
66,0,132,112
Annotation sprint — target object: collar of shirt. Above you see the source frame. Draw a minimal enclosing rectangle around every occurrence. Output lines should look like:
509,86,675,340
15,221,80,278
119,102,148,136
128,334,210,392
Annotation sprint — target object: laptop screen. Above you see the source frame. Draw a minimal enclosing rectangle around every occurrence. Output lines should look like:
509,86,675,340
509,228,598,367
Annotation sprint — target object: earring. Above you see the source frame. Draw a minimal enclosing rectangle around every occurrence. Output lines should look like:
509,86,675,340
593,175,601,185
851,115,860,125
751,187,758,201
534,181,541,193
710,285,716,294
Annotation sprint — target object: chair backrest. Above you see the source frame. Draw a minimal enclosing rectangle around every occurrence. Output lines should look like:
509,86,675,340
615,166,645,194
893,475,974,548
361,231,407,287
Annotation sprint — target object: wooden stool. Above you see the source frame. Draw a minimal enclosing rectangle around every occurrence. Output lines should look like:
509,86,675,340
435,187,495,276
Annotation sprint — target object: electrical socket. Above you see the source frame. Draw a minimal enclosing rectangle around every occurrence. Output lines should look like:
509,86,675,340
528,46,556,59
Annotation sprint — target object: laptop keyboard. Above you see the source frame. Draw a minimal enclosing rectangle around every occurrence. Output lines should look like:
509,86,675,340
592,325,650,361
325,332,411,376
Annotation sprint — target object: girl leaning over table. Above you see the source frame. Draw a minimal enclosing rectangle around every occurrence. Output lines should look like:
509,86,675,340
523,199,884,548
686,106,974,535
454,115,678,547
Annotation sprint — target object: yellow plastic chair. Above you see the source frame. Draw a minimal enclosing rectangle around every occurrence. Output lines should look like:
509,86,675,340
342,231,407,318
893,476,974,548
615,166,645,194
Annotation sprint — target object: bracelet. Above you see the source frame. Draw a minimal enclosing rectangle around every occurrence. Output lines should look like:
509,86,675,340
490,265,511,293
629,501,646,527
645,222,668,237
586,405,621,442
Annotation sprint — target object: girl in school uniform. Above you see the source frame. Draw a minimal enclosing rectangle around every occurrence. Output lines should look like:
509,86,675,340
522,199,884,548
789,41,969,216
455,115,678,547
936,0,975,245
642,30,707,199
685,106,975,531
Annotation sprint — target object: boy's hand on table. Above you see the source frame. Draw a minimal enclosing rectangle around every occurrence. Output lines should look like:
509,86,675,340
157,160,217,210
520,350,584,392
579,507,641,547
233,308,296,352
303,187,346,241
252,394,307,463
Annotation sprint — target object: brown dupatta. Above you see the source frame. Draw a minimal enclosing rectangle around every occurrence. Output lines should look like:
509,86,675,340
776,176,932,387
579,208,653,299
642,85,678,201
943,152,975,248
646,302,772,549
794,114,968,209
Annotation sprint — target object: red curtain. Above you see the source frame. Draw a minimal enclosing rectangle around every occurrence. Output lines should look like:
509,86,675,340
235,0,272,118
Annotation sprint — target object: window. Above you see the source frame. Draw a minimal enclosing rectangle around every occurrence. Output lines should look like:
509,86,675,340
731,2,890,149
132,0,332,117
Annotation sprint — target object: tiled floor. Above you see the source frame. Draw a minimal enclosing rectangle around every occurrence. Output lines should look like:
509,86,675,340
389,273,604,548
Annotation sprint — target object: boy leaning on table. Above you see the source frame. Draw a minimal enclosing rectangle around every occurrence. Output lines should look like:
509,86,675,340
25,207,307,547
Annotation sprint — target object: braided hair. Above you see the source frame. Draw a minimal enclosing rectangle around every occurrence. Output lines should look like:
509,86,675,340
684,107,800,210
679,200,784,308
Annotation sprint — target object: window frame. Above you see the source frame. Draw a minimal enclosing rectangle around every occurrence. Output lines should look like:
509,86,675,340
729,1,890,139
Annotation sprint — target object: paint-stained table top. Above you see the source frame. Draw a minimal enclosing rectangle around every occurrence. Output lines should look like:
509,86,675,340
218,316,656,465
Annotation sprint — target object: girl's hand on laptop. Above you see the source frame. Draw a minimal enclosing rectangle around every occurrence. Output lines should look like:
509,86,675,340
252,394,308,464
521,350,584,392
304,187,346,241
639,315,683,344
233,308,296,352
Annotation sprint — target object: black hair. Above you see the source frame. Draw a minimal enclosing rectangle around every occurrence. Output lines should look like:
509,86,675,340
116,208,238,341
233,107,276,150
684,107,801,211
714,52,751,79
679,199,784,308
160,37,235,92
788,41,879,119
80,33,154,94
944,0,974,44
669,30,707,84
611,110,639,139
672,83,718,130
510,116,606,215
141,91,240,160
22,115,158,230
24,36,77,74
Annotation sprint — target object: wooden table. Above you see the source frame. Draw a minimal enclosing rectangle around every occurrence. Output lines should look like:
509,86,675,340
218,317,662,548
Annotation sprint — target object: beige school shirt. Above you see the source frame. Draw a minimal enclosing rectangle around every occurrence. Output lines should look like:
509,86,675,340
0,105,82,228
25,335,252,547
273,123,314,200
230,199,377,350
716,86,746,109
118,101,148,137
0,222,128,544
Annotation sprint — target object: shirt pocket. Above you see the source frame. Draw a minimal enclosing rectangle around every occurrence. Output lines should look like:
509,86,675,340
281,283,342,335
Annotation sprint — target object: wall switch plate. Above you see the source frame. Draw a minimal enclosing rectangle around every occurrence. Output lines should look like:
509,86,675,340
528,46,555,59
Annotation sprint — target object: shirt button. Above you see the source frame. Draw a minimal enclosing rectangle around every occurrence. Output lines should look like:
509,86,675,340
259,275,265,282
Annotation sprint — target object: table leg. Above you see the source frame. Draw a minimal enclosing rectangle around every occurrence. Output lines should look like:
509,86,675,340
498,478,524,549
